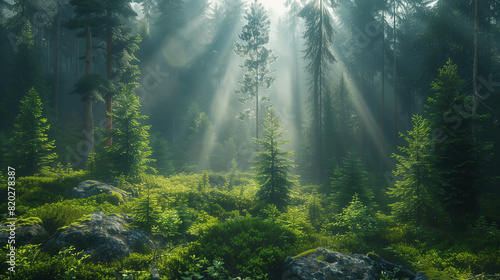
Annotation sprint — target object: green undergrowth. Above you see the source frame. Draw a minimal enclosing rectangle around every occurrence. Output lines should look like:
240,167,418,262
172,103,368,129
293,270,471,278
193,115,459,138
1,172,499,280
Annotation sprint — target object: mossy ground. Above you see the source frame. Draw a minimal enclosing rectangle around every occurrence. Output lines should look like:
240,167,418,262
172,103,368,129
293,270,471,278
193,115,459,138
0,172,498,280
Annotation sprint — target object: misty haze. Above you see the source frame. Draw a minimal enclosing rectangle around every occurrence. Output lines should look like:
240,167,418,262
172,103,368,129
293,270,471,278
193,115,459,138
0,0,499,279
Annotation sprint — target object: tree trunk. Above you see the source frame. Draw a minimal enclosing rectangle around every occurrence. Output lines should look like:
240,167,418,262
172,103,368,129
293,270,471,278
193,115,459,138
393,0,397,153
54,8,61,117
83,98,94,154
292,27,301,132
84,13,94,155
472,0,478,115
106,9,113,146
316,0,324,183
256,65,259,139
360,61,365,157
381,9,385,171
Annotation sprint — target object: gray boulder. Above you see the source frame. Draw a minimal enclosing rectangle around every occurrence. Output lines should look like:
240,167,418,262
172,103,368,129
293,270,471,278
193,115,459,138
0,223,46,246
69,180,129,200
283,248,427,280
43,212,155,262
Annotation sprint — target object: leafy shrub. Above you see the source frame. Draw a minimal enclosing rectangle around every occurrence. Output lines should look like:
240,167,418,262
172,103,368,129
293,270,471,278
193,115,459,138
328,232,370,253
157,245,194,279
0,244,116,280
0,171,87,215
121,253,153,272
192,218,297,279
155,209,182,237
186,210,218,237
181,257,252,280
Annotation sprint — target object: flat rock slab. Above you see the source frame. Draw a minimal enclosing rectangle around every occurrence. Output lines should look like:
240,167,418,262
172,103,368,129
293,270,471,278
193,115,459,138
69,180,129,199
43,211,154,262
283,248,427,280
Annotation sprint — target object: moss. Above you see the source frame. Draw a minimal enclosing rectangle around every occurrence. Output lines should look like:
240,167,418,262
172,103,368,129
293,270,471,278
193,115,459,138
109,191,125,205
293,248,319,258
419,270,455,280
56,214,92,232
16,217,43,226
367,251,381,260
316,255,325,262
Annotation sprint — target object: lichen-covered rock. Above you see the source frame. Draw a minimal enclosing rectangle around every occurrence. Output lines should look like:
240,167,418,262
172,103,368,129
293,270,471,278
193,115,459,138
283,248,426,280
69,180,129,200
43,212,155,262
0,221,46,246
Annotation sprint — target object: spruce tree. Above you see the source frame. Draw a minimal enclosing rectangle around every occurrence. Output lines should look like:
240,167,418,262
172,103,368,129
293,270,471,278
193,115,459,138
389,115,446,227
330,151,372,211
3,20,45,133
234,0,277,139
424,60,491,225
134,187,161,233
149,132,174,176
100,88,153,180
254,109,296,211
7,88,57,176
299,0,335,183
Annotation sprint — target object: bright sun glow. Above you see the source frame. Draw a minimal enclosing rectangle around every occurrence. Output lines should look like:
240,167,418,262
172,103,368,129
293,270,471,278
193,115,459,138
260,0,288,18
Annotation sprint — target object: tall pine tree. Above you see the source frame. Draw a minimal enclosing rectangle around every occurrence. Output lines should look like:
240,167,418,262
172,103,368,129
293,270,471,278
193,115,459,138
66,0,105,163
425,60,491,226
7,88,57,176
234,0,277,139
254,109,296,211
102,0,138,146
299,0,335,183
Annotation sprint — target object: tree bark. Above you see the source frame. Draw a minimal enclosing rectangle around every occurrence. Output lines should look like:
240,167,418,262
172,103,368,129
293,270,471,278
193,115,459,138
393,0,397,152
84,13,94,154
106,9,113,146
360,61,365,157
381,9,385,171
54,8,61,117
472,0,478,115
256,63,259,139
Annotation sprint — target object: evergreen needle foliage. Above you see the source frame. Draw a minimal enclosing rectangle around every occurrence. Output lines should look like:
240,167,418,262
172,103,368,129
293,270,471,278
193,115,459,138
254,109,297,211
234,0,277,138
389,115,446,227
99,89,153,180
7,87,57,176
299,0,335,183
425,59,491,225
134,188,161,233
330,152,372,211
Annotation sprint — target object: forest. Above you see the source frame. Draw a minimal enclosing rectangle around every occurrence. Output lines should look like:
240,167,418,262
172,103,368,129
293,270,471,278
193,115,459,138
0,0,500,279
